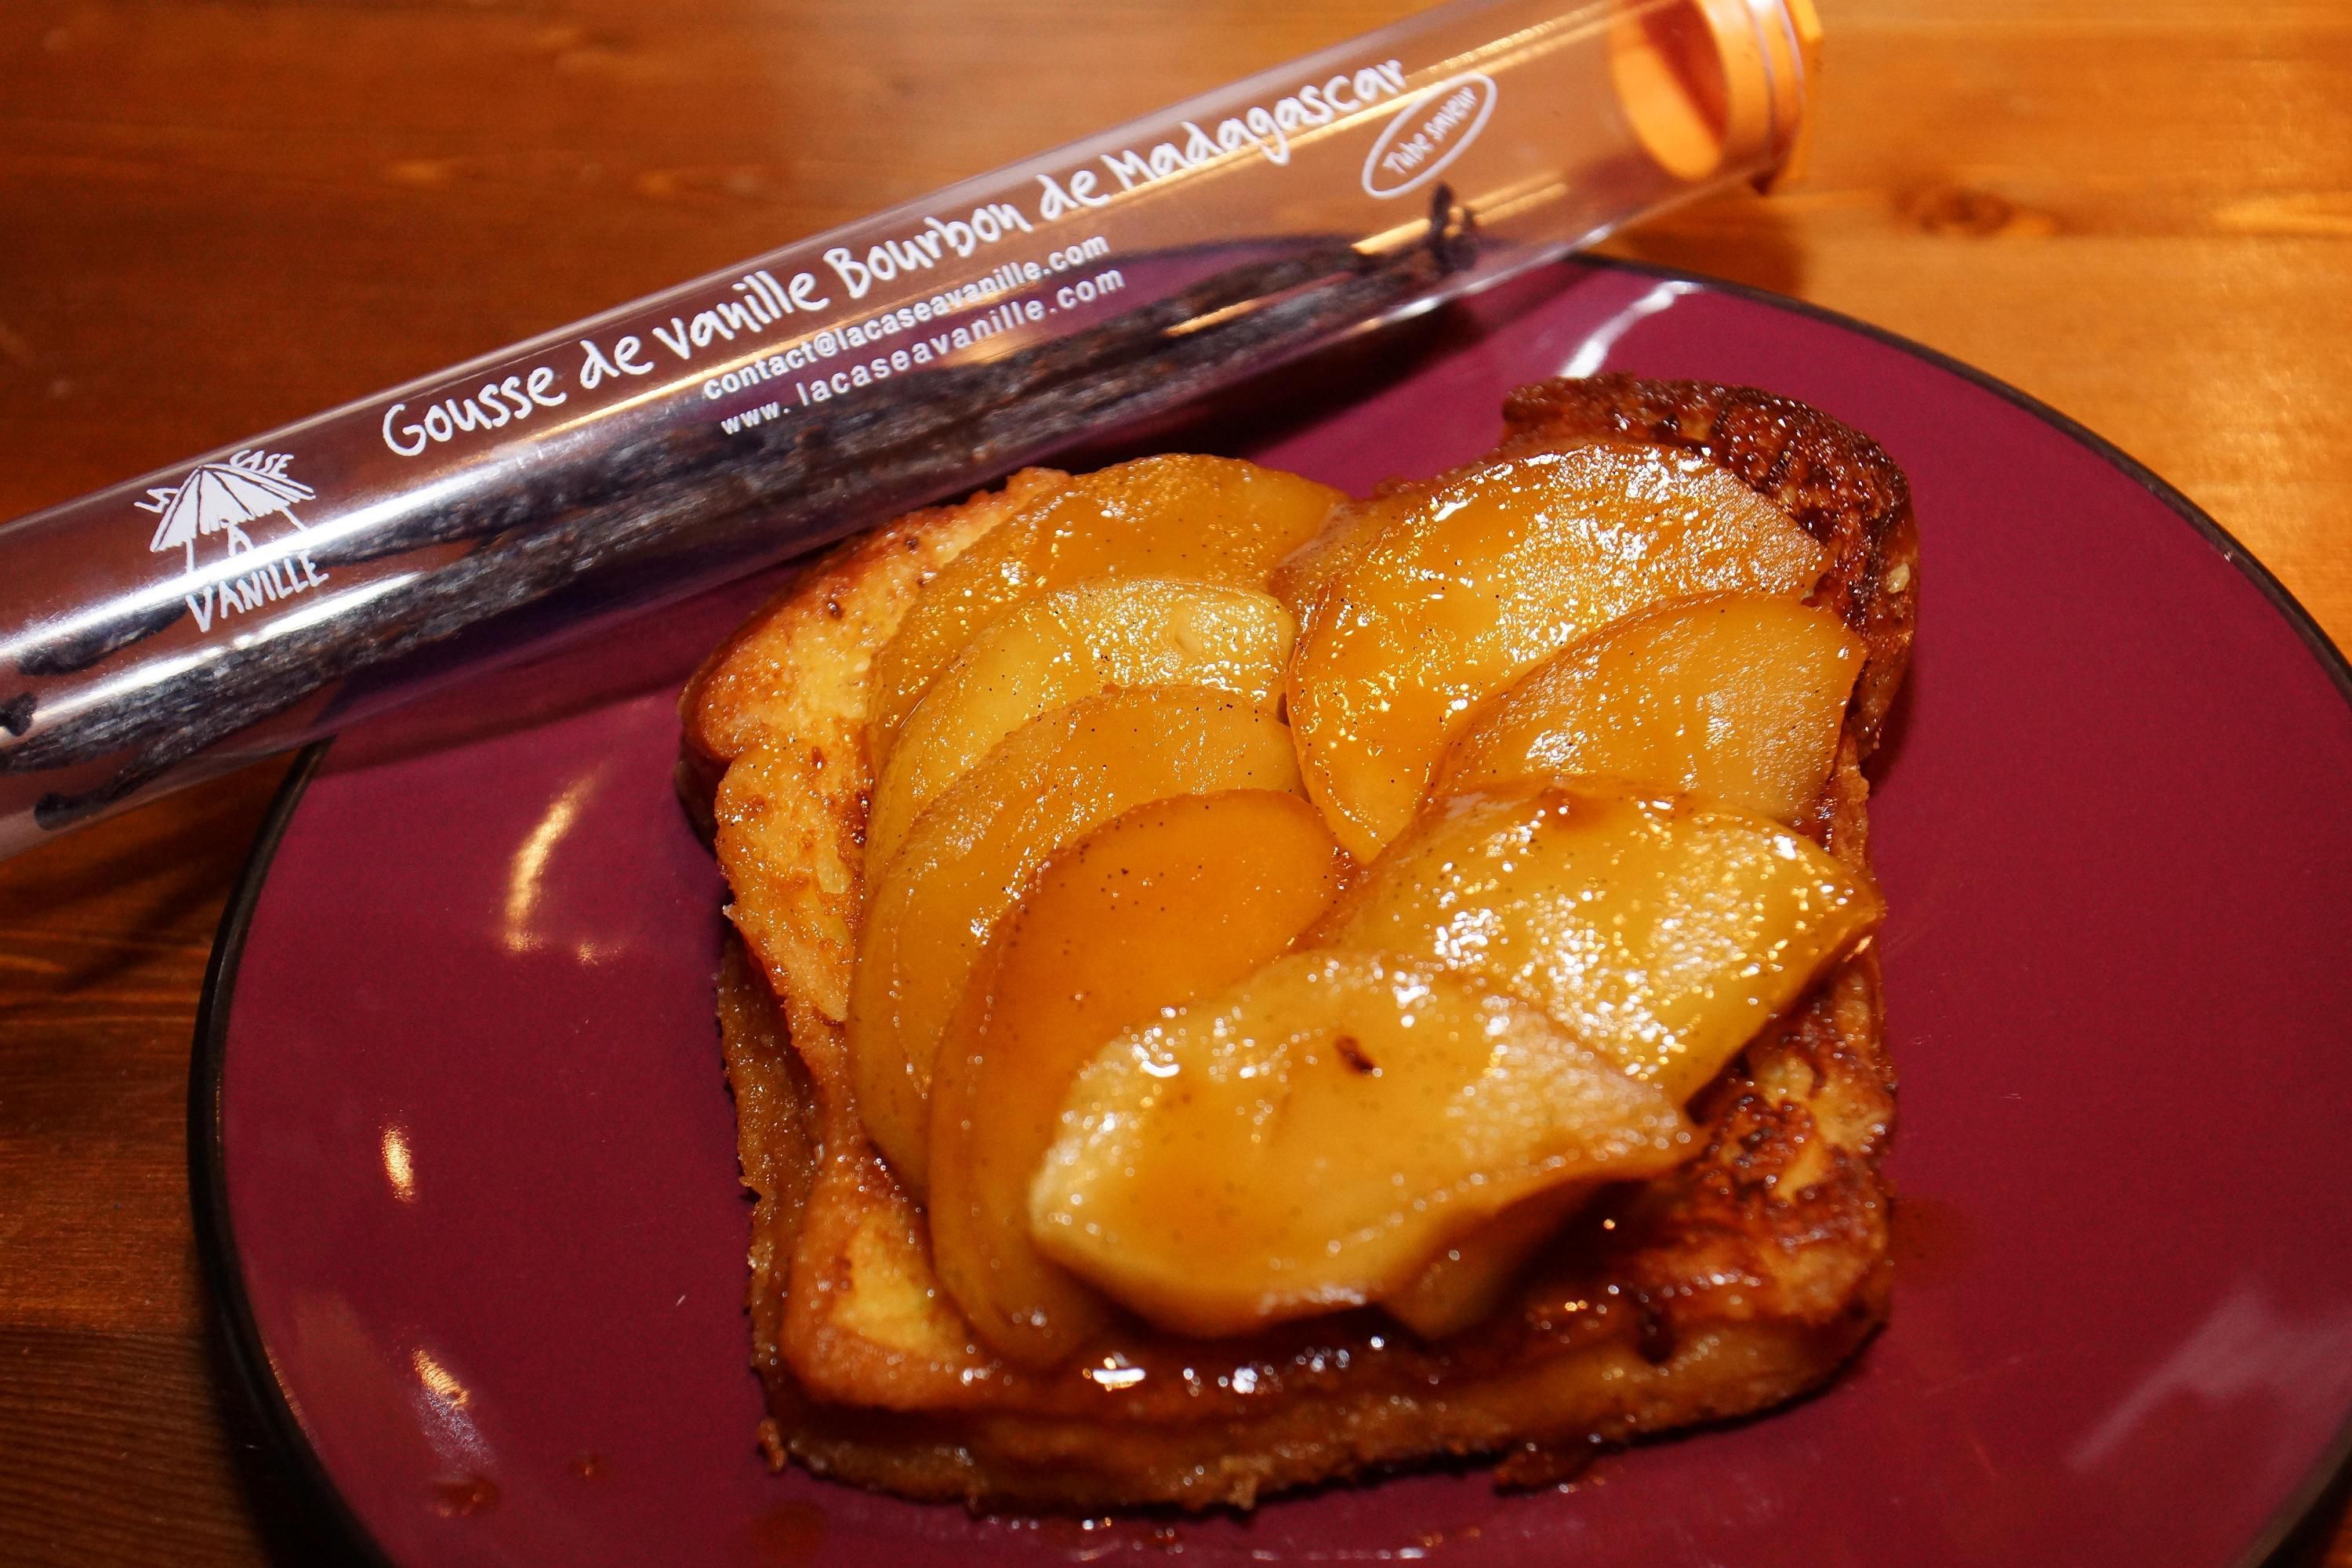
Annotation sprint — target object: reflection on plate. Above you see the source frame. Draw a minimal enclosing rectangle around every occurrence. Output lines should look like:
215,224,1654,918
194,258,2352,1568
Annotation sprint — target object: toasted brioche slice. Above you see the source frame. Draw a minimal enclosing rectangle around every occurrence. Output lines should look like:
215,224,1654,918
684,374,1916,1509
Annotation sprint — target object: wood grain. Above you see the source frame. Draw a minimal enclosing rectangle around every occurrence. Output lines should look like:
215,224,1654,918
2,0,2347,1562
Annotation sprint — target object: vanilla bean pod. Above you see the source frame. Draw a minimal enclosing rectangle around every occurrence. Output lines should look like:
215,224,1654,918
18,203,1475,828
15,241,1367,683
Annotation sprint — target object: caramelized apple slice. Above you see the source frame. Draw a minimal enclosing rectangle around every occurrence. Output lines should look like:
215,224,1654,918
848,688,1301,1192
929,791,1347,1367
1288,445,1827,856
1266,487,1417,622
1370,777,1880,1338
1319,785,1882,1102
869,456,1341,762
1029,950,1693,1339
1269,443,1619,623
1385,594,1860,1340
866,581,1294,875
1380,1182,1591,1341
1437,593,1864,825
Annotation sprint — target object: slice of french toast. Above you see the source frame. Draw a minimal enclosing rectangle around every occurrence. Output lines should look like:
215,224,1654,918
681,373,1917,1510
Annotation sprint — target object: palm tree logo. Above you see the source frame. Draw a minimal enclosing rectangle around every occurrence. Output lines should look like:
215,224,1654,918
136,449,314,577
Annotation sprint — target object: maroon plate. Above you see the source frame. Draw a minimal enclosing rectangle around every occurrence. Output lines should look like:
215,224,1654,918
194,258,2352,1567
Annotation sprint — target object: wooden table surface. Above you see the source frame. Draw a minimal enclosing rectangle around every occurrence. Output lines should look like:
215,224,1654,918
2,0,2347,1561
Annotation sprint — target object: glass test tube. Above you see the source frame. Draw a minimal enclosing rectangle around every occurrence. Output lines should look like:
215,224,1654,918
0,0,1819,858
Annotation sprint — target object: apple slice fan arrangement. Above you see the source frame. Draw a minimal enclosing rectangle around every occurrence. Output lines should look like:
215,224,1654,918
681,372,1916,1508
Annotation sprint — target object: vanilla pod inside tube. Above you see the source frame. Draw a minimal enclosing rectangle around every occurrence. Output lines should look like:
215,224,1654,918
0,0,1817,857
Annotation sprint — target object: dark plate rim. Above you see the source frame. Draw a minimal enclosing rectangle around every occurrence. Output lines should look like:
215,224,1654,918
187,254,2352,1568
